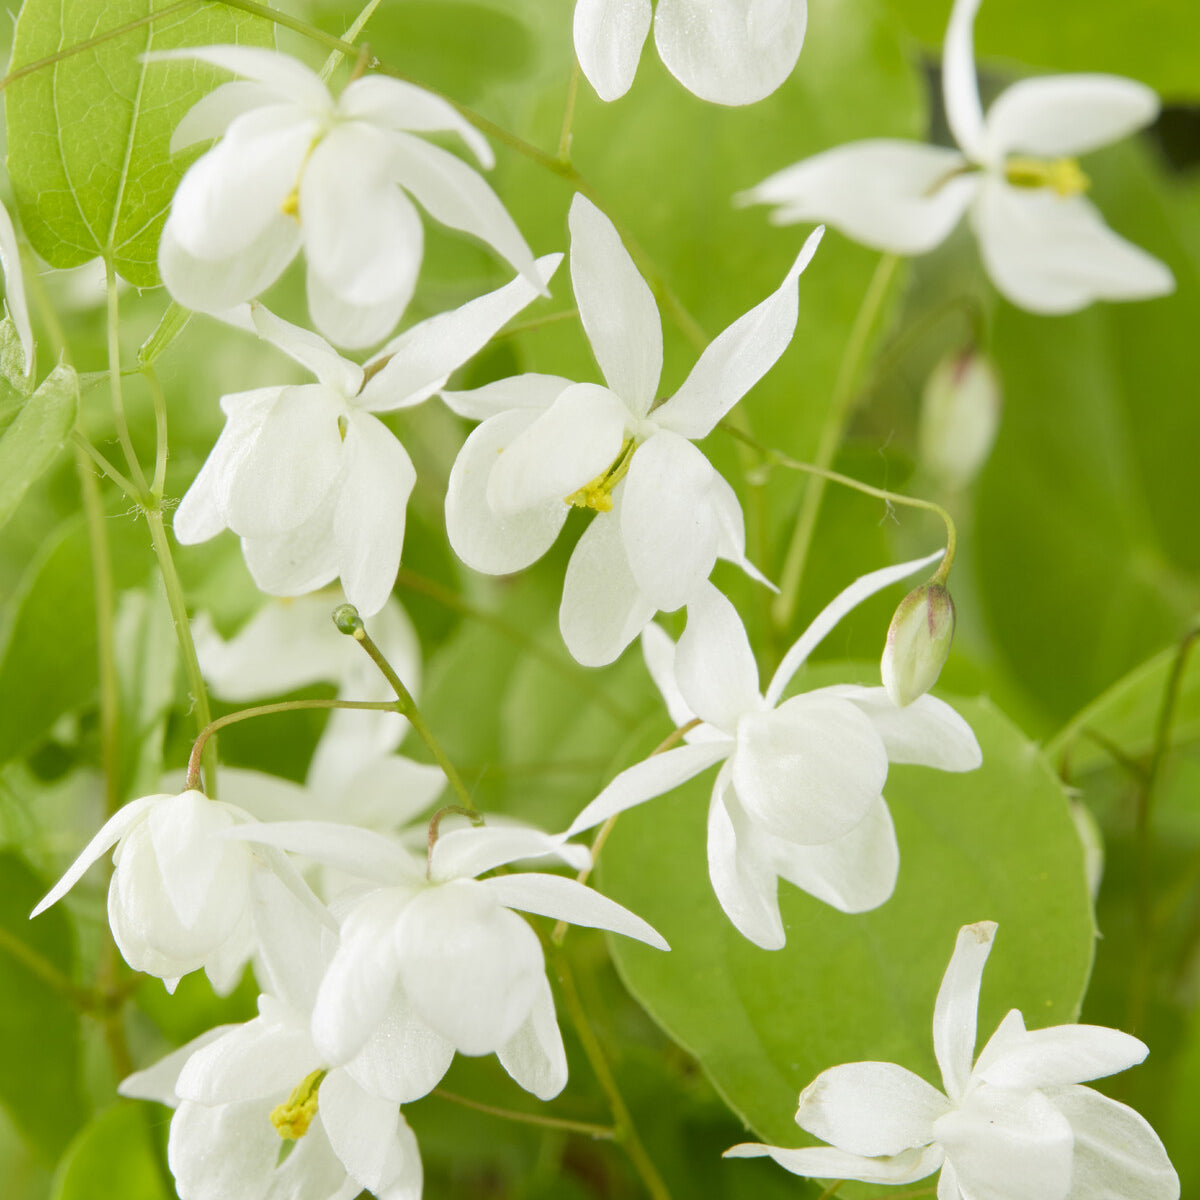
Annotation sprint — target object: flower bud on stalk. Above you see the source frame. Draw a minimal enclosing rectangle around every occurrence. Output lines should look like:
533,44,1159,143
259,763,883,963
882,582,956,706
918,349,1001,489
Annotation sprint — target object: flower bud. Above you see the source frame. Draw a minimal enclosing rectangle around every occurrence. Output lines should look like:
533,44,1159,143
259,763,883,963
881,583,955,707
918,350,1001,489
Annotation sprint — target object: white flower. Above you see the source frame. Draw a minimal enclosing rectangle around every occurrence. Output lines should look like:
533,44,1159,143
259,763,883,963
31,789,328,994
227,819,668,1101
918,348,1002,489
444,194,822,666
564,555,981,949
155,46,540,348
739,0,1174,313
0,199,33,376
573,0,806,106
175,256,560,617
726,921,1181,1200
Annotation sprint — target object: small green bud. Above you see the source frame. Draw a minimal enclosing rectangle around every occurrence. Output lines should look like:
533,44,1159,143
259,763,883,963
332,603,364,637
881,582,955,707
918,350,1001,489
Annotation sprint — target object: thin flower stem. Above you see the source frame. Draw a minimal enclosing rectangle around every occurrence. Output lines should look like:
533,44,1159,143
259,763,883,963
142,366,170,500
70,430,142,498
772,253,902,631
184,698,402,792
551,950,673,1200
0,924,92,1007
557,61,582,163
318,0,384,81
817,1184,845,1199
433,1088,616,1140
104,262,150,499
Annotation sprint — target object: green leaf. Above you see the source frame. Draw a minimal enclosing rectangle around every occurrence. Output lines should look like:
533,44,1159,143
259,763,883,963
0,851,88,1161
0,318,36,423
599,673,1095,1148
51,1103,171,1200
0,364,78,530
6,0,273,285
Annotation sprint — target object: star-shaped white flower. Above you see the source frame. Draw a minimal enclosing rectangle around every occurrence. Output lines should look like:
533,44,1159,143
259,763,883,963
444,194,822,666
726,921,1181,1200
573,0,807,106
227,819,667,1101
564,554,981,949
740,0,1174,314
175,255,560,617
155,46,541,348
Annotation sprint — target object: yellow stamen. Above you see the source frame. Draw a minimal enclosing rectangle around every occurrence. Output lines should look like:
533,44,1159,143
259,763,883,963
565,439,637,513
1004,156,1090,198
280,185,301,219
269,1069,326,1140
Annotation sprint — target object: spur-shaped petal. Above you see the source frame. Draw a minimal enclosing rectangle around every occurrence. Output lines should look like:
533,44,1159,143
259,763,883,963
479,873,668,949
724,1141,945,1185
974,1024,1148,1090
446,409,570,574
653,0,807,107
440,373,571,421
574,0,652,102
733,694,887,845
655,226,823,439
249,304,363,395
971,178,1174,313
933,920,997,1102
486,383,628,514
150,45,333,111
984,75,1159,162
674,582,761,733
344,994,456,1104
320,1070,422,1200
0,201,33,375
568,194,662,415
797,1061,951,1157
430,822,589,881
497,973,568,1100
741,142,974,255
942,0,986,162
641,624,698,730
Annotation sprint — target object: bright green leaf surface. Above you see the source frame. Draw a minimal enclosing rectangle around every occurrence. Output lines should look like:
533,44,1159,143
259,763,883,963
51,1103,170,1200
0,365,78,530
6,0,272,285
600,673,1094,1147
0,852,88,1162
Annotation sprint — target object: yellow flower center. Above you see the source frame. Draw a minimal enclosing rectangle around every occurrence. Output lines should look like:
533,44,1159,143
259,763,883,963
564,439,638,513
1004,156,1089,198
269,1069,326,1140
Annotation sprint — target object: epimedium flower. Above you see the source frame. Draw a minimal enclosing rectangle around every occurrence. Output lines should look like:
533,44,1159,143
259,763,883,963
154,45,541,348
726,921,1181,1199
563,554,981,949
573,0,807,106
739,0,1174,314
175,255,561,617
225,818,668,1102
444,193,822,667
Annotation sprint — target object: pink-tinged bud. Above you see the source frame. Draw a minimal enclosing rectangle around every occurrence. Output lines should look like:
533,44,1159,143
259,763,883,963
918,350,1001,489
881,583,955,707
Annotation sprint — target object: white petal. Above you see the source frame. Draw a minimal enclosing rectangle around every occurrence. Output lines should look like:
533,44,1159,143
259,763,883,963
240,505,340,599
655,227,823,439
733,695,887,844
118,1026,233,1106
559,502,658,666
246,864,333,1012
445,409,570,574
939,1159,965,1200
150,45,332,110
340,74,493,166
640,623,696,729
497,973,568,1100
390,133,538,284
565,739,731,836
797,1061,949,1157
177,1013,320,1105
984,75,1159,161
1052,1085,1180,1200
440,373,572,421
224,821,422,885
573,0,652,102
314,756,444,832
711,468,773,587
765,551,943,706
934,1086,1073,1200
724,1141,944,1185
972,178,1174,314
361,254,563,411
568,194,661,414
0,201,33,376
619,432,721,612
30,793,160,916
167,1098,279,1200
486,383,628,515
942,0,986,161
653,0,807,107
345,996,456,1104
674,582,761,733
248,304,362,395
320,1070,422,1198
170,79,280,151
481,873,668,949
432,824,588,881
932,920,997,1102
333,413,416,617
826,687,982,772
976,1024,1147,1090
396,879,544,1054
742,141,974,255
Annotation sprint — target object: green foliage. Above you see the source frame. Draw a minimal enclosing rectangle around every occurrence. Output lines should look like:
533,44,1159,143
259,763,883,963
600,674,1095,1147
0,365,77,530
51,1103,170,1200
5,0,273,285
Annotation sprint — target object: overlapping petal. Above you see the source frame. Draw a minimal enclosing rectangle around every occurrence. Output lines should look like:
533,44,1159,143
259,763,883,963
933,921,997,1101
673,583,761,732
573,0,652,103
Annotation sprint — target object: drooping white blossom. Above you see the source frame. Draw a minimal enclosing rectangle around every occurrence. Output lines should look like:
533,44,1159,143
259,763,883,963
444,193,822,666
726,921,1181,1200
155,46,541,348
564,554,981,949
225,818,667,1101
573,0,807,106
175,256,560,617
0,199,34,376
740,0,1174,313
